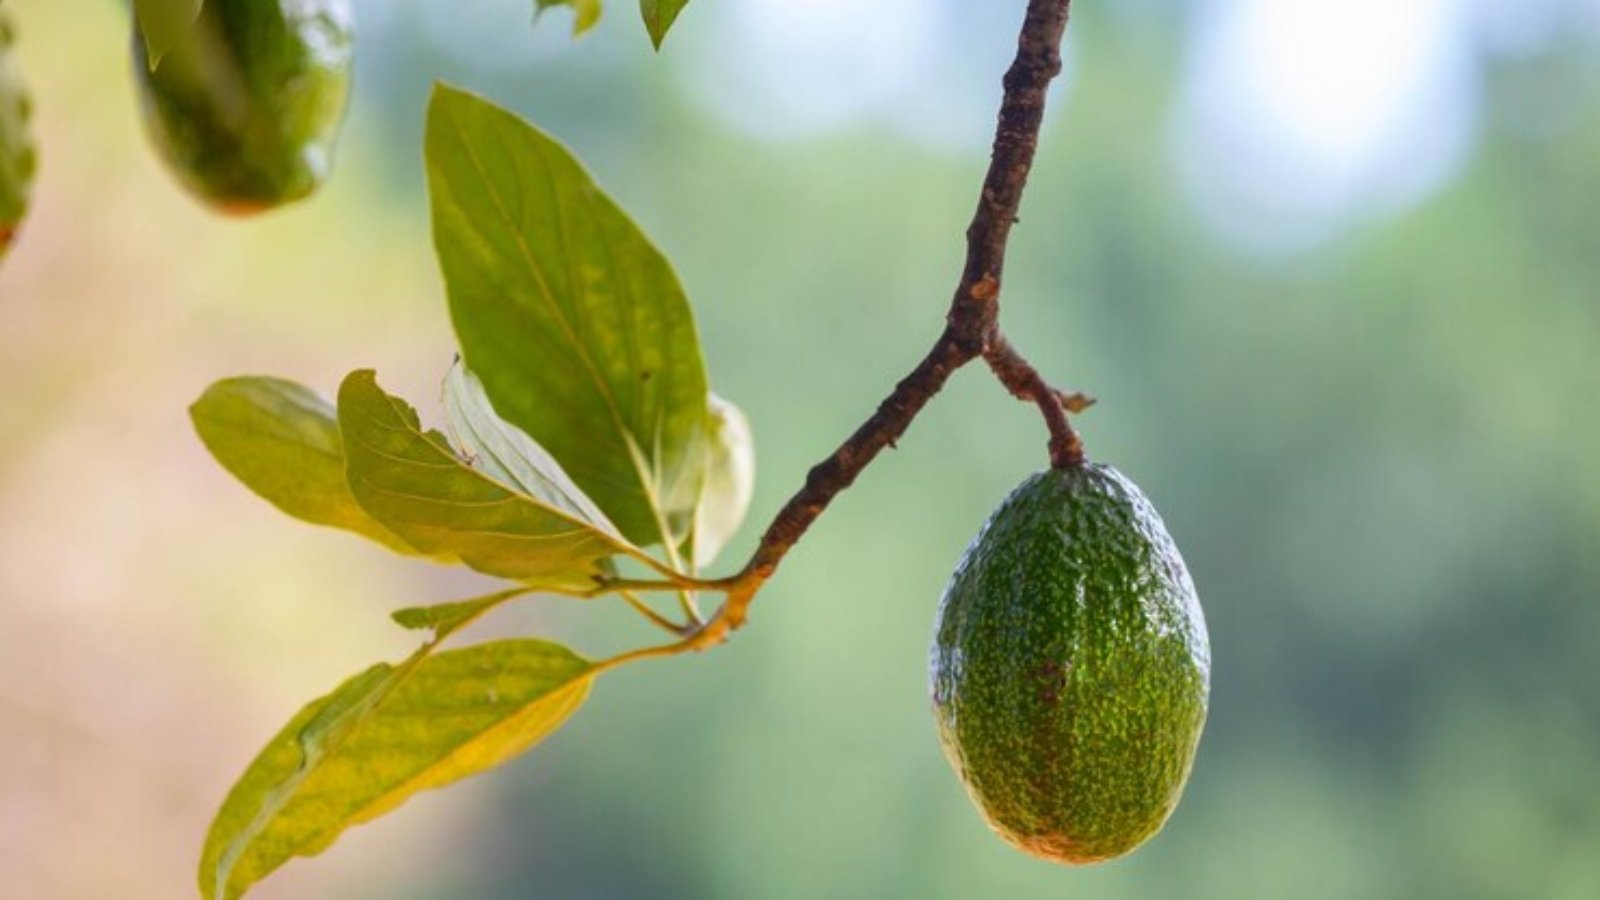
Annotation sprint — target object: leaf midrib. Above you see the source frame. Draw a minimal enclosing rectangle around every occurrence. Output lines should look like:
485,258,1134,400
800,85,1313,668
445,109,648,513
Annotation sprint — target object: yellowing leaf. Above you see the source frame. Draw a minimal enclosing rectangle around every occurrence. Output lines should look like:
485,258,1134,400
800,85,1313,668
338,369,649,588
199,640,593,900
190,377,416,554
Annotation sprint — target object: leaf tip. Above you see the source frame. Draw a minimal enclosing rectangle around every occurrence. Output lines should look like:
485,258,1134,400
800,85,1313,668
640,0,686,49
188,377,246,446
425,81,452,118
390,606,429,631
188,385,216,422
645,21,672,50
425,81,476,130
428,81,484,109
339,368,379,391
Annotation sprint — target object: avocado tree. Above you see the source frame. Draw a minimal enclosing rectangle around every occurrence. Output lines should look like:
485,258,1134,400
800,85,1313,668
4,1,1211,895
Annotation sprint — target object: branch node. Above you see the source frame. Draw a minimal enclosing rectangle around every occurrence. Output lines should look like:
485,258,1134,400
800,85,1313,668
1057,390,1096,414
722,0,1076,624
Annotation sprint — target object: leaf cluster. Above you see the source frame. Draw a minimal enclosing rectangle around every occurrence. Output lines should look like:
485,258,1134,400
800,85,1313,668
190,85,751,899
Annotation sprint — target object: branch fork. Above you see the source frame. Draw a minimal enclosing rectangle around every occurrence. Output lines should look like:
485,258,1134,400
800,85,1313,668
617,0,1081,651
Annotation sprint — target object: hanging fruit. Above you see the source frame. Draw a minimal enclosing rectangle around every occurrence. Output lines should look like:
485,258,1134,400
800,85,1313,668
132,0,354,215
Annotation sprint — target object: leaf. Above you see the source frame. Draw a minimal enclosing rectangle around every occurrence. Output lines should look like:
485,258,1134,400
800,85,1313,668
199,639,593,900
640,0,690,48
134,0,204,71
391,586,530,642
442,360,620,539
338,369,647,588
190,377,416,554
688,394,756,568
535,0,603,35
425,84,711,549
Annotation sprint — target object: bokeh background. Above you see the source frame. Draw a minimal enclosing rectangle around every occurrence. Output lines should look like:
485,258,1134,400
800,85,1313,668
3,0,1598,897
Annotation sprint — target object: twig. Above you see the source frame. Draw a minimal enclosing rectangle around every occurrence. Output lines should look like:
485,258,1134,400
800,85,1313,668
619,589,693,636
984,332,1084,466
605,0,1082,660
716,0,1081,629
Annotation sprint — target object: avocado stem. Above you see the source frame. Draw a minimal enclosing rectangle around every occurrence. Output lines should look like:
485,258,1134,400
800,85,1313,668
983,332,1087,468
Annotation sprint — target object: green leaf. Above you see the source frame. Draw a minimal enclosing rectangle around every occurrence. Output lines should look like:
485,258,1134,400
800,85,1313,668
190,377,416,554
391,586,531,641
199,639,593,900
425,83,711,549
134,0,204,71
640,0,690,48
535,0,603,35
442,360,621,539
338,369,648,588
688,394,756,568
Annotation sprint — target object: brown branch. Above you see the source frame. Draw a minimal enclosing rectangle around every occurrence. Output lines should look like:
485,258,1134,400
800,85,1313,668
985,332,1084,466
711,0,1081,631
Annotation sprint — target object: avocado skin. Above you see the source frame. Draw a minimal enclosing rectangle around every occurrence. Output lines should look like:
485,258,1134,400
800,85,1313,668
133,0,353,214
1,8,34,254
930,464,1210,864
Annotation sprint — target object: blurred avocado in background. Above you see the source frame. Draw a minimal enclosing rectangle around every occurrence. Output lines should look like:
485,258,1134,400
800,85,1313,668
132,0,353,214
0,5,35,255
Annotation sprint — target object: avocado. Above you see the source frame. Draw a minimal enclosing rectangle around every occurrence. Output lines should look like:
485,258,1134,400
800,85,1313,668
132,0,353,214
0,8,33,256
930,463,1210,864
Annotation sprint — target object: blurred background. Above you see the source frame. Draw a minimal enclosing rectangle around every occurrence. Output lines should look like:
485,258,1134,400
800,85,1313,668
2,0,1598,897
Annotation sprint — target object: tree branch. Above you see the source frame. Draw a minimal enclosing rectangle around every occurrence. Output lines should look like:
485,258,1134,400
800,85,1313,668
709,0,1080,631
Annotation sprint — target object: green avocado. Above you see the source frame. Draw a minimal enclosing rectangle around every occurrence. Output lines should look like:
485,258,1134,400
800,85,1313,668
133,0,353,214
930,463,1210,864
0,8,35,257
